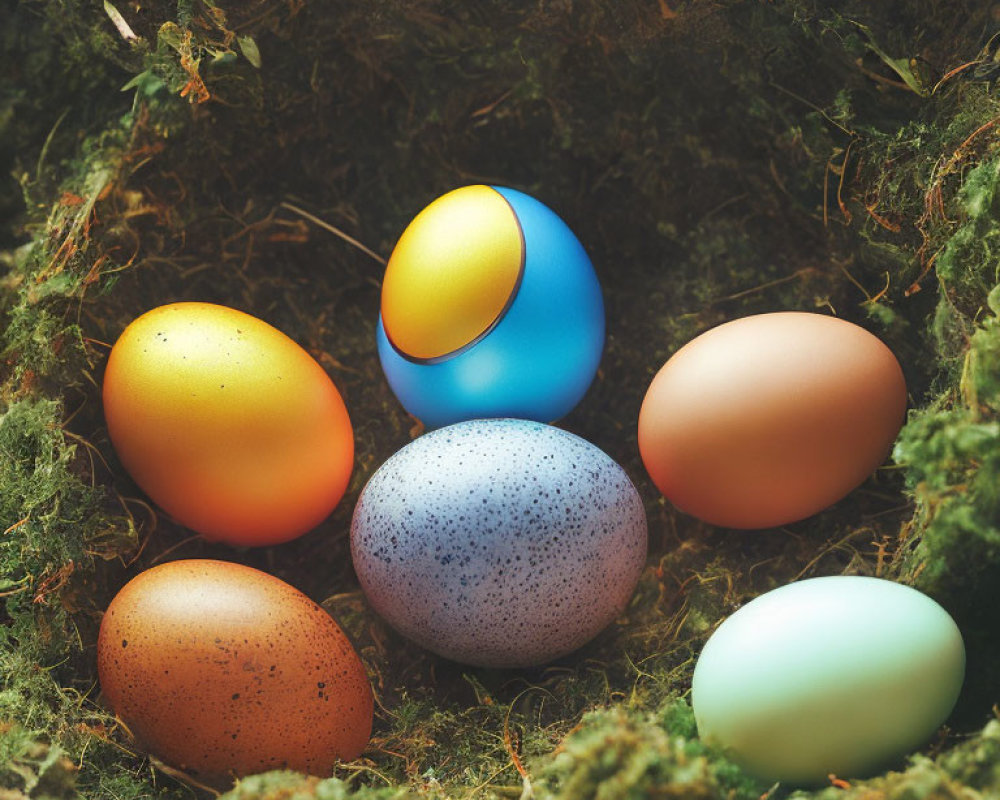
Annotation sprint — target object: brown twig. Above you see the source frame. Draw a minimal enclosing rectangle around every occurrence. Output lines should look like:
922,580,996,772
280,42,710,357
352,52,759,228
279,201,387,266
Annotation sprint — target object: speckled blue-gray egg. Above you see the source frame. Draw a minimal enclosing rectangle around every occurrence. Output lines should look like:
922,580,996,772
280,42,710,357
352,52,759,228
350,419,648,667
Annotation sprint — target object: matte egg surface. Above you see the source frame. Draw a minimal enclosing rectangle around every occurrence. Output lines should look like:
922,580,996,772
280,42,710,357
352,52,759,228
638,312,907,528
97,559,373,784
102,302,354,546
351,419,647,667
691,576,965,785
377,186,605,428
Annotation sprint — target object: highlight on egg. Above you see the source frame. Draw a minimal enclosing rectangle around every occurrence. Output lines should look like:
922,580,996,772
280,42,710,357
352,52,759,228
638,312,907,529
691,576,965,785
351,418,648,667
376,185,605,428
102,302,354,546
97,559,373,785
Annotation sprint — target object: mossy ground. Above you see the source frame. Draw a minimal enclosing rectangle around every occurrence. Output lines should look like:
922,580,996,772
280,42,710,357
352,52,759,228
3,1,1000,798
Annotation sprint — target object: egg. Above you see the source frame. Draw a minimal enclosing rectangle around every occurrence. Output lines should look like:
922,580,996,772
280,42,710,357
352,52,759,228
691,576,965,785
638,312,907,528
376,186,605,428
97,559,373,784
102,302,354,546
351,419,647,667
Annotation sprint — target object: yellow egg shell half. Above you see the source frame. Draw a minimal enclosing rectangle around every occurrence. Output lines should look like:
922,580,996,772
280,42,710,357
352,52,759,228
381,185,524,360
97,559,373,785
103,303,353,546
638,312,906,529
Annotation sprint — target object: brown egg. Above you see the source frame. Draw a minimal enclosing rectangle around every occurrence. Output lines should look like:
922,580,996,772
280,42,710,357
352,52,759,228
97,559,372,784
638,312,907,529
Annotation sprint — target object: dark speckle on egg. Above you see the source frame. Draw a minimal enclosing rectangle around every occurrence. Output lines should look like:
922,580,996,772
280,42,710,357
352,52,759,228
96,559,373,784
350,418,648,667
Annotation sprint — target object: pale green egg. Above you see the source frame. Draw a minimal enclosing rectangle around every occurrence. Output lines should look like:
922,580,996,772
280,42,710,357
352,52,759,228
691,575,965,785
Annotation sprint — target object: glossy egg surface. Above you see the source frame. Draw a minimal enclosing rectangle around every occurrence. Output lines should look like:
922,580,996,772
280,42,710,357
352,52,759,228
381,184,524,360
638,312,906,528
351,419,647,667
377,186,605,428
691,576,965,785
103,302,353,546
97,559,373,784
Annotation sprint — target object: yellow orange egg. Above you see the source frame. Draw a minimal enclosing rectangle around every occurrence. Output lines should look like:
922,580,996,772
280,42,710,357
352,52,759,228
97,559,373,785
638,312,907,529
103,302,353,546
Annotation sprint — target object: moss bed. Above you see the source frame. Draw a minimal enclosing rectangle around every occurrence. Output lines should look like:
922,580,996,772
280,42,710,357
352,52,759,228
3,1,1000,798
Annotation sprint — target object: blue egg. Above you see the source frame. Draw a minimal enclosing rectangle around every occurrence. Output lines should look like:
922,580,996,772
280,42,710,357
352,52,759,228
350,419,647,668
377,186,605,428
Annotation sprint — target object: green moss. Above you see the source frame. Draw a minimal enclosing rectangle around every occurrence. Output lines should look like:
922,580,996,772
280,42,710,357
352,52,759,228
534,699,765,800
220,772,415,800
1,399,100,615
0,309,89,395
895,398,1000,613
0,731,78,800
0,396,142,794
893,159,1000,614
796,719,1000,799
892,300,1000,720
931,159,1000,368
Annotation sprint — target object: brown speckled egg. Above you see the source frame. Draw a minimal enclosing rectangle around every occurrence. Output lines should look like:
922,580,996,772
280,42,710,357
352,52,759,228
97,559,372,784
